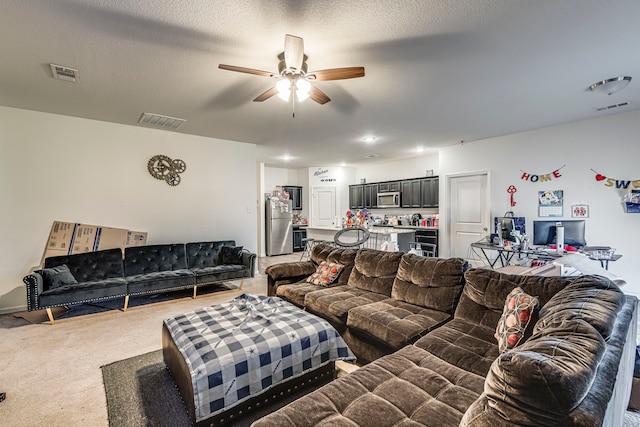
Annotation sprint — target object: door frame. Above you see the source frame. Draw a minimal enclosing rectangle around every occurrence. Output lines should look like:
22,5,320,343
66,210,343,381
442,170,491,258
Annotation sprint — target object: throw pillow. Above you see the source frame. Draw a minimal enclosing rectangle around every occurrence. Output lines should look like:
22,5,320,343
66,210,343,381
37,264,78,289
220,246,243,265
495,287,539,353
306,261,344,286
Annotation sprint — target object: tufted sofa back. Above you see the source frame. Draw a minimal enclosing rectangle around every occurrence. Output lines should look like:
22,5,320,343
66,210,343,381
186,240,236,268
124,244,187,276
391,255,468,314
44,248,124,283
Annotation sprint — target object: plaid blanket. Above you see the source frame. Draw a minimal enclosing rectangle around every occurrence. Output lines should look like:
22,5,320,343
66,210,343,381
163,294,355,422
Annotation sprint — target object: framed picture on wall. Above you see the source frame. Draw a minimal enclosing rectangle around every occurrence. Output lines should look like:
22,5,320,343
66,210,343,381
571,204,589,218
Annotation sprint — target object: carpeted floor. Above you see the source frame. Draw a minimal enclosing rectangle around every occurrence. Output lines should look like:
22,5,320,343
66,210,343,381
101,349,331,427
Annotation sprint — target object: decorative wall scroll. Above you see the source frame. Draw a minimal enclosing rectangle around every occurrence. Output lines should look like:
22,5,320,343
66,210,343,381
520,165,565,183
591,169,640,190
148,155,186,186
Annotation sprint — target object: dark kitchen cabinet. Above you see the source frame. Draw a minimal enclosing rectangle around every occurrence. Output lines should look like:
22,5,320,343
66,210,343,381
378,181,401,193
349,185,364,209
401,179,421,208
415,228,438,256
420,177,439,208
283,186,303,210
293,227,307,252
363,183,379,208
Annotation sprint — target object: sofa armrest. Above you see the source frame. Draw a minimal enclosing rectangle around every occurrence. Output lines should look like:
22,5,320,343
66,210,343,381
241,250,257,278
23,272,44,311
265,261,317,296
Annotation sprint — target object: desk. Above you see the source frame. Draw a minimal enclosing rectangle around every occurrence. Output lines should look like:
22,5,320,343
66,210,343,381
470,242,622,270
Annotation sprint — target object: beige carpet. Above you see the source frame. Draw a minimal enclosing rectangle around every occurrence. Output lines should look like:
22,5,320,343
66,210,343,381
0,254,297,427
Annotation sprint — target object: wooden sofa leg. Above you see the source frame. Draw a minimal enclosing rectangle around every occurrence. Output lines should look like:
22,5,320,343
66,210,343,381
123,295,130,312
239,278,244,290
46,308,55,325
193,286,197,299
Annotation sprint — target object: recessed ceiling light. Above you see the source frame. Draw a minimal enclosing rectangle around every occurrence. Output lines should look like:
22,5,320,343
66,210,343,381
415,146,425,153
362,136,376,143
281,154,292,161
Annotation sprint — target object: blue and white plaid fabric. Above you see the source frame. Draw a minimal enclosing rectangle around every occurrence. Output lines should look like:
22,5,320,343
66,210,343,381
164,294,355,422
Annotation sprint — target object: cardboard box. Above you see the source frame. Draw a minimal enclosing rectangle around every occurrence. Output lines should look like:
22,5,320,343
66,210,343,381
41,221,147,264
126,231,148,248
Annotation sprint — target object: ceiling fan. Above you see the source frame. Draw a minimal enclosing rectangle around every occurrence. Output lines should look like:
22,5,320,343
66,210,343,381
219,34,365,108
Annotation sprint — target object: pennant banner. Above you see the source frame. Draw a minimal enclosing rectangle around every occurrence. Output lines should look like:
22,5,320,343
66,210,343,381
520,165,565,183
591,169,640,189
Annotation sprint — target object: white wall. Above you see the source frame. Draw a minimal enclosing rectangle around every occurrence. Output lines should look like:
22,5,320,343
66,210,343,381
354,154,439,184
0,106,257,312
439,109,640,296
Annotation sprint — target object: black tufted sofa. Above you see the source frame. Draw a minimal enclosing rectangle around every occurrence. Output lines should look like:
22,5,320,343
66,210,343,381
23,240,256,324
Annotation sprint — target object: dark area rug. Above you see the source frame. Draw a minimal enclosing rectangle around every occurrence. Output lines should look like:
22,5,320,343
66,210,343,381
101,350,331,427
14,283,236,324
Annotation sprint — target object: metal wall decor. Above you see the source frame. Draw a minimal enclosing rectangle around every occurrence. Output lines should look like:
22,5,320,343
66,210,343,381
147,155,186,186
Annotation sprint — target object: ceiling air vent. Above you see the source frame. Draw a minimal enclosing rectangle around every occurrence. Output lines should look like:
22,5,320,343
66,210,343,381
138,113,186,130
595,101,630,112
50,64,79,83
364,154,379,159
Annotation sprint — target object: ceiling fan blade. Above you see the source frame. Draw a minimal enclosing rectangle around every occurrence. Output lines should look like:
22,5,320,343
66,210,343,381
309,86,330,104
218,64,276,78
307,67,365,81
253,87,278,102
284,34,304,72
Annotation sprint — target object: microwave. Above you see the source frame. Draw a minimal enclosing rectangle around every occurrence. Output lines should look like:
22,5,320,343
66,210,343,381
377,191,401,208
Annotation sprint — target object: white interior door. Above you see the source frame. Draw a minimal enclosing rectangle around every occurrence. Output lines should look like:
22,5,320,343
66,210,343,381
448,173,490,259
311,186,336,227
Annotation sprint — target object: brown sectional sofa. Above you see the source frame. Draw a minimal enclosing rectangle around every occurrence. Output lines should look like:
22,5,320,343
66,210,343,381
257,243,638,426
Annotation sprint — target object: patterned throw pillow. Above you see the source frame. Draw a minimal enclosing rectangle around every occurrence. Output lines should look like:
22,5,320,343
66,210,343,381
495,287,539,352
306,261,344,286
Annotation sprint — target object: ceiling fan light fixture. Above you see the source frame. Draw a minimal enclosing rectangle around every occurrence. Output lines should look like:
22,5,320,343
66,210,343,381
296,79,311,102
276,78,291,101
589,76,632,95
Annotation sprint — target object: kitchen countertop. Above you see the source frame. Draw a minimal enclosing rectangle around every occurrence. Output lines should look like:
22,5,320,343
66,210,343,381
305,226,417,235
392,225,439,230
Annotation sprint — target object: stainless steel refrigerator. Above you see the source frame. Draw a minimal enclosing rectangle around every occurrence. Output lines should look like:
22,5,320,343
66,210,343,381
266,199,293,255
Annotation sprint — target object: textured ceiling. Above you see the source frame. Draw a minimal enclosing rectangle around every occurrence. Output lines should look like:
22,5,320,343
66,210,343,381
1,1,639,168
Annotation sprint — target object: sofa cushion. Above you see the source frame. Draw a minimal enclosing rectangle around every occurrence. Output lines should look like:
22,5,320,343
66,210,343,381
39,277,127,308
124,244,188,276
348,249,403,296
534,274,626,340
276,281,323,307
455,268,572,330
186,241,235,268
391,255,467,313
304,286,389,325
44,248,125,282
189,265,244,284
126,269,195,294
37,264,78,290
220,245,243,265
472,319,606,425
346,298,451,349
494,287,538,352
316,245,358,286
414,318,501,377
305,261,343,286
251,345,485,427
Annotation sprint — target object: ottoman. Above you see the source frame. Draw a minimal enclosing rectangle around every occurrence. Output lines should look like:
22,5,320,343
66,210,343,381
162,294,355,426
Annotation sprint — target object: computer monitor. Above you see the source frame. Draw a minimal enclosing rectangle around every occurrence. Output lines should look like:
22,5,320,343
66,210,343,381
533,220,586,247
497,217,515,243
